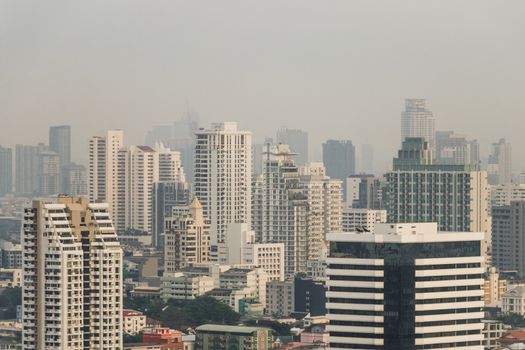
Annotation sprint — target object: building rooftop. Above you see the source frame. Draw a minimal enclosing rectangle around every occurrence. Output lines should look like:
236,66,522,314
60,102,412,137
196,324,270,334
328,223,484,243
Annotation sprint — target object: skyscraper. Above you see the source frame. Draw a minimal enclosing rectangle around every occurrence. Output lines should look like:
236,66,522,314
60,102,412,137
117,145,159,234
299,162,343,239
488,138,512,185
37,150,60,196
327,223,484,349
64,163,87,196
386,139,490,239
152,181,191,247
194,122,252,246
252,144,308,275
15,144,42,196
400,98,435,150
164,197,211,273
435,130,479,166
322,140,355,180
276,127,309,166
49,125,71,192
49,125,71,168
492,201,525,278
88,129,124,217
22,196,122,349
360,144,374,174
0,146,13,196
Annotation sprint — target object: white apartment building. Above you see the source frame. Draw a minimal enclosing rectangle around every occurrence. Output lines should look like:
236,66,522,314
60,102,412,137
502,286,525,315
194,122,252,246
88,129,124,218
327,223,484,349
219,267,268,307
490,183,525,207
252,144,308,275
341,207,386,232
22,196,122,350
117,145,159,234
164,197,211,274
218,223,285,281
156,143,185,182
161,273,215,301
123,310,147,335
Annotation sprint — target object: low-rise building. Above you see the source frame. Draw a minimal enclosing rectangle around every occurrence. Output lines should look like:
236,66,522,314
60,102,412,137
161,273,214,301
0,242,22,269
218,223,285,281
482,320,508,350
123,309,147,335
142,328,183,350
266,280,294,317
502,286,525,314
341,207,386,232
195,324,273,350
0,269,21,288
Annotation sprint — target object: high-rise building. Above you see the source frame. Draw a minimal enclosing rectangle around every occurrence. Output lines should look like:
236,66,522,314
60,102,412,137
49,125,71,168
276,127,308,166
322,140,355,180
152,181,191,247
22,196,122,350
435,130,479,166
157,143,185,182
299,162,343,241
327,223,484,349
386,138,490,246
492,201,525,278
400,98,435,150
345,174,385,209
252,144,308,275
488,138,512,185
88,129,124,218
49,125,71,192
37,150,60,196
64,162,87,196
15,144,42,195
360,143,374,174
145,112,199,182
194,122,252,246
164,197,210,274
117,145,158,234
0,146,13,196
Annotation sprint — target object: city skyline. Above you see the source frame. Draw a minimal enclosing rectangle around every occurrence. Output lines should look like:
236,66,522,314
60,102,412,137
1,1,525,171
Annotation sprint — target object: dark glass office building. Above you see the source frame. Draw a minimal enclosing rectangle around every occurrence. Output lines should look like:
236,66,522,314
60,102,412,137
326,223,484,350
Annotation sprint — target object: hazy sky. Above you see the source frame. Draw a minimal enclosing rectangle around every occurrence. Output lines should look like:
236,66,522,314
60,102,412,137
1,1,524,171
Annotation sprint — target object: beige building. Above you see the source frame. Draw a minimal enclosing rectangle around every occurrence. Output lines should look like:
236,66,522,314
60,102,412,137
299,162,343,248
265,280,294,317
164,197,210,273
22,196,122,350
502,285,525,314
483,267,508,305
